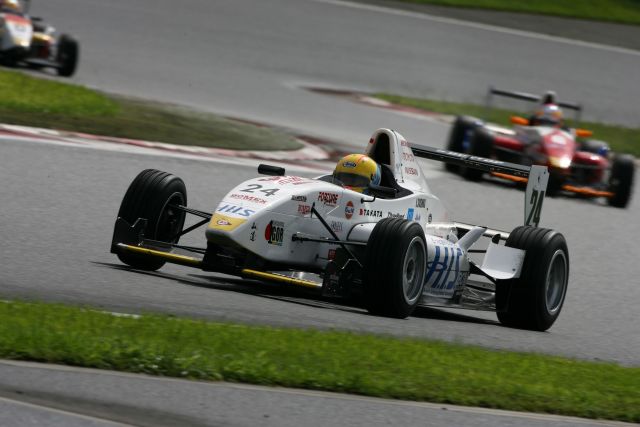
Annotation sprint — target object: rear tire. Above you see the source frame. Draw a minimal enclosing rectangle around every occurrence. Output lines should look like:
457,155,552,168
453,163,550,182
56,34,79,77
445,116,479,173
607,154,635,208
115,169,187,271
364,218,427,318
461,128,493,181
496,226,569,331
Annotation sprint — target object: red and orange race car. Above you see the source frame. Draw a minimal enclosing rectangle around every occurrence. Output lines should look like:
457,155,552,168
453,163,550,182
445,87,635,208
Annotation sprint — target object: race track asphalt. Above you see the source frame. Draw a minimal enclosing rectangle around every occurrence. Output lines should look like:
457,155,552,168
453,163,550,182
1,1,639,424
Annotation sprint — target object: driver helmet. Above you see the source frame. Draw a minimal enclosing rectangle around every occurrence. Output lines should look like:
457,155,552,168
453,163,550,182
534,103,564,127
1,0,22,12
333,154,381,193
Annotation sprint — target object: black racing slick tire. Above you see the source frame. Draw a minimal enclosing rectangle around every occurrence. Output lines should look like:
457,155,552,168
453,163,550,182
56,34,79,77
445,116,479,173
607,154,635,208
461,128,493,181
115,169,187,271
496,226,569,331
364,218,427,319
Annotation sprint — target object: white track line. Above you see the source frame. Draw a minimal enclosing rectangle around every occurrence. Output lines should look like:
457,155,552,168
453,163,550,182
313,0,640,57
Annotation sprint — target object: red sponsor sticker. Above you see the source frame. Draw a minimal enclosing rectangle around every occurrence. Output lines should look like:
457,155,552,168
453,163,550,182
298,204,311,215
405,167,418,176
345,201,354,219
318,191,339,206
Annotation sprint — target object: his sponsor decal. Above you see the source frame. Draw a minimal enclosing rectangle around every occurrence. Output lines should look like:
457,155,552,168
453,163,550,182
330,221,343,233
291,195,307,202
264,220,284,246
426,246,467,297
342,161,357,168
387,212,404,219
405,167,418,176
209,213,246,231
359,208,382,217
345,201,354,219
318,191,339,206
217,204,255,217
407,208,414,221
298,204,311,215
229,193,267,204
249,222,257,242
415,198,426,208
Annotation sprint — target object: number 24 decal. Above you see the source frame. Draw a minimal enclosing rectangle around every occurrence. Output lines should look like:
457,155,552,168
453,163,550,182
526,189,545,227
240,184,280,197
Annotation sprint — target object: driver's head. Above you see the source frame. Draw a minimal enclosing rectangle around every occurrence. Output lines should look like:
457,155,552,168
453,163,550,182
333,154,381,193
1,0,22,12
534,103,563,127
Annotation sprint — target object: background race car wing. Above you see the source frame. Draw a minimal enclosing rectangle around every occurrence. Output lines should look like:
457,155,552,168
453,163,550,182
409,144,548,227
486,86,582,121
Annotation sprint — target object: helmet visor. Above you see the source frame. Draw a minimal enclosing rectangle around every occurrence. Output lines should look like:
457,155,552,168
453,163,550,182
333,172,371,188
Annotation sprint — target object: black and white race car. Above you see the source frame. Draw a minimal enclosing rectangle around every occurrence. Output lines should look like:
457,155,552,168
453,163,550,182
112,128,569,331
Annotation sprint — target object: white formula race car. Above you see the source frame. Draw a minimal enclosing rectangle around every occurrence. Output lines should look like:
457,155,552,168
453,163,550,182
111,129,569,331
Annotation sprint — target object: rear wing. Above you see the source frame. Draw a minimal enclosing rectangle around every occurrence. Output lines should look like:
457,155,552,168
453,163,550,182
410,144,548,227
486,86,582,122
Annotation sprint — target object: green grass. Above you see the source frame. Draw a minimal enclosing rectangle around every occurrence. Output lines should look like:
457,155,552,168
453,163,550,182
0,300,638,422
386,0,640,26
376,93,640,157
0,69,301,151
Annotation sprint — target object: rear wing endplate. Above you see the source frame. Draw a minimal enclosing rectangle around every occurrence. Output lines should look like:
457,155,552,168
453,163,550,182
410,144,548,227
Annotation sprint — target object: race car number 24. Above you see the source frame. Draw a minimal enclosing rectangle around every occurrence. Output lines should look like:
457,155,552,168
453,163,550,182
240,184,280,197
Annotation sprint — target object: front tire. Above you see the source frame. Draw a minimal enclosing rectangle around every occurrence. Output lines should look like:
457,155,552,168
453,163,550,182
496,226,569,331
115,169,187,270
56,34,79,77
607,154,635,208
445,116,479,173
364,218,427,318
461,128,493,181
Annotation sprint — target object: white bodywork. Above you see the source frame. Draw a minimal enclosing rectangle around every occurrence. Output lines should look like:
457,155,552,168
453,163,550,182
205,129,529,307
0,13,33,50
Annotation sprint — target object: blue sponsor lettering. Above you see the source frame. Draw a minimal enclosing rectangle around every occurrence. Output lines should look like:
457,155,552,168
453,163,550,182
426,246,462,291
407,208,414,221
217,204,255,217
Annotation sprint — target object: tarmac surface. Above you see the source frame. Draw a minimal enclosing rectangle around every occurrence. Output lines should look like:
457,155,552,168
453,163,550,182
1,1,639,425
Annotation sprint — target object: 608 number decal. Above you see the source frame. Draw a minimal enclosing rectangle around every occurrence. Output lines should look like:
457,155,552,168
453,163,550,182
240,184,280,197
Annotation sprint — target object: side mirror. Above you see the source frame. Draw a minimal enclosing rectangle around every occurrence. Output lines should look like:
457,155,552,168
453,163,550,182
510,116,530,126
575,129,593,138
258,164,285,176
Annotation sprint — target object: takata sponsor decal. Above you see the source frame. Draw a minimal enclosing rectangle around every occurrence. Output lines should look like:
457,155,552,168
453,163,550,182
291,195,307,202
387,212,404,219
330,221,343,233
342,161,357,168
415,198,426,208
318,191,339,206
426,246,467,296
229,193,267,204
298,204,311,215
359,208,382,217
217,204,255,217
265,220,284,246
209,213,246,231
405,167,418,176
345,201,354,219
407,208,414,221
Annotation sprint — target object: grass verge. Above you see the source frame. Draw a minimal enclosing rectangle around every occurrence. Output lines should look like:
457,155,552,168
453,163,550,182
385,0,640,26
0,69,302,151
1,300,638,422
376,93,640,157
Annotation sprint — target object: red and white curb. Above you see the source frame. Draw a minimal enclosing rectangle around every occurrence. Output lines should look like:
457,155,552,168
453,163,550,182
0,124,338,173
